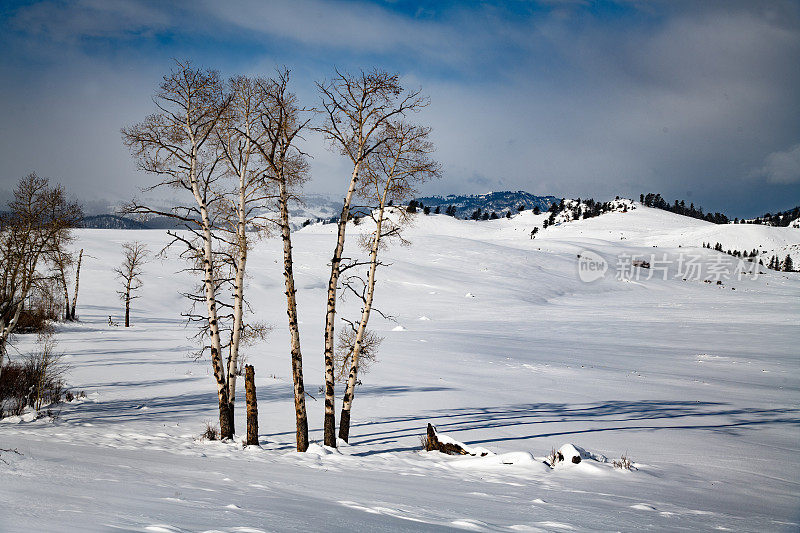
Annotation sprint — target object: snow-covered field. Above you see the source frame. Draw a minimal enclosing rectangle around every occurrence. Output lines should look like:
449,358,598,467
2,204,799,532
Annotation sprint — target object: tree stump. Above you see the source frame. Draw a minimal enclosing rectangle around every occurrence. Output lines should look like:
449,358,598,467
245,365,259,446
425,423,480,456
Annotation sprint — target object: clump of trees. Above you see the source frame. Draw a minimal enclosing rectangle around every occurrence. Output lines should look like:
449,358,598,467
122,62,438,451
1,173,83,376
701,243,795,272
640,193,729,224
746,206,799,227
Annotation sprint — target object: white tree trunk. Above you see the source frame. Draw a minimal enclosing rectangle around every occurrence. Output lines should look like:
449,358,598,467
70,249,83,320
323,160,362,447
226,146,249,429
187,145,232,439
280,176,309,452
339,201,386,442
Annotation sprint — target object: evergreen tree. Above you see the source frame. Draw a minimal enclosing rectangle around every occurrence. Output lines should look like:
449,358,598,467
783,255,794,272
434,206,440,214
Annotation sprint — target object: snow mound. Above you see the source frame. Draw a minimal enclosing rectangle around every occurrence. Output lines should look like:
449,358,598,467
304,443,342,456
552,444,608,467
391,325,406,331
451,452,550,472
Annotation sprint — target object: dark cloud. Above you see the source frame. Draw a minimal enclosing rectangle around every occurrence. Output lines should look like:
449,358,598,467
0,0,798,217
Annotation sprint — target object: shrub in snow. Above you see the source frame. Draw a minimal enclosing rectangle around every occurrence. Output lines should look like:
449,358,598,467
200,422,220,441
612,454,636,471
0,332,67,418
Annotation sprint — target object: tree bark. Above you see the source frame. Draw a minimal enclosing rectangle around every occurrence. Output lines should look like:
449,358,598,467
245,364,258,446
280,178,309,452
69,249,82,320
338,201,385,442
189,145,233,440
323,160,361,447
124,291,130,328
58,258,70,321
226,147,249,437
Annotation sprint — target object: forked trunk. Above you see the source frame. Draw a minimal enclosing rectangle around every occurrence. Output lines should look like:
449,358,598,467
189,149,233,439
339,202,385,442
323,160,361,447
226,160,249,437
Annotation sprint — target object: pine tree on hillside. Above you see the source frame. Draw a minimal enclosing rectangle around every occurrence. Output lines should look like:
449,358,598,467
533,206,540,215
783,255,794,272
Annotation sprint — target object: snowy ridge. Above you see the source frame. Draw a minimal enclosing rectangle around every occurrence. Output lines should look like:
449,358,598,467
1,204,799,532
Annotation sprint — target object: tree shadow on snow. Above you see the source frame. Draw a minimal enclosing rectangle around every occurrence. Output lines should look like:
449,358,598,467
346,399,800,455
60,383,455,427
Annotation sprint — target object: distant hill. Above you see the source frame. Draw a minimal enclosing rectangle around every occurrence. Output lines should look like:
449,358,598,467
413,191,559,218
79,215,148,229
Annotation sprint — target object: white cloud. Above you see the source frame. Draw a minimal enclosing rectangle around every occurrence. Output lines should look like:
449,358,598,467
753,144,800,184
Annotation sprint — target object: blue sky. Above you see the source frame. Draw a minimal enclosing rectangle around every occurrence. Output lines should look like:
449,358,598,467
1,0,798,216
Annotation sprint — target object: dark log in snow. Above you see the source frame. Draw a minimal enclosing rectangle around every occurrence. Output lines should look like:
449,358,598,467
424,423,487,456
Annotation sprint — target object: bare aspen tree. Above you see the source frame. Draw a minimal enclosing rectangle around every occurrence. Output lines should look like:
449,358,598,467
239,71,312,451
338,122,440,441
316,69,427,447
69,249,83,320
121,61,237,438
114,242,148,327
214,75,274,429
52,235,74,320
0,173,82,378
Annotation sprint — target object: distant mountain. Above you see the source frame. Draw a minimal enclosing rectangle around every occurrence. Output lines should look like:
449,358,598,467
79,215,148,229
74,192,561,228
413,191,559,218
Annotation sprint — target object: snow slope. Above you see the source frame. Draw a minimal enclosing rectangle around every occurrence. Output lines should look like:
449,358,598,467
1,204,799,532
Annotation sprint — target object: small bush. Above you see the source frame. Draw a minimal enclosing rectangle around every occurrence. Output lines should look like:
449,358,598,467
546,447,564,467
201,422,220,441
0,332,68,417
65,390,74,402
612,453,636,470
419,434,430,450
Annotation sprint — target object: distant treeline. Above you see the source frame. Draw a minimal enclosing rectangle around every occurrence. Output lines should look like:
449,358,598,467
747,206,799,227
640,193,799,227
640,193,729,224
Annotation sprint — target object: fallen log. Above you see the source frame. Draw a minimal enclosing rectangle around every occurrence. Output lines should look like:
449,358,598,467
424,423,488,456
